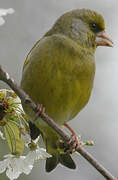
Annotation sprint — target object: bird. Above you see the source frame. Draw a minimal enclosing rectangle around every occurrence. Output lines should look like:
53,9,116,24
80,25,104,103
20,8,113,172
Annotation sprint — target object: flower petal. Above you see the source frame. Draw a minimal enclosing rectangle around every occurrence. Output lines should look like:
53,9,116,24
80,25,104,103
0,17,5,25
25,147,51,165
0,159,8,173
0,8,15,26
0,8,15,16
6,166,20,180
0,130,5,140
20,156,33,175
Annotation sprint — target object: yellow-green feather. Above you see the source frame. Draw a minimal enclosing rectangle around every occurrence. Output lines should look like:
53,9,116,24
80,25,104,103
20,8,105,171
21,34,95,124
21,34,95,163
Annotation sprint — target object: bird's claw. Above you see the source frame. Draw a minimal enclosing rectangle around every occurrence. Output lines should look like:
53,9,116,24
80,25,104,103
59,134,80,154
68,133,80,149
35,104,45,120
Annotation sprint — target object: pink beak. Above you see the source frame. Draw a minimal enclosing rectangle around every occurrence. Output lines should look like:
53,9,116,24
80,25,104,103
95,31,113,47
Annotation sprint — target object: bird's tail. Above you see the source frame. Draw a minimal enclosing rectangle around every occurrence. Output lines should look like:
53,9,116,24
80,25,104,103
43,128,76,172
46,152,76,172
29,123,76,172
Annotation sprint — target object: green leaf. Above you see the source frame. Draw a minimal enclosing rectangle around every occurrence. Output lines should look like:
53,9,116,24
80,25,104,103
0,89,6,99
4,120,24,156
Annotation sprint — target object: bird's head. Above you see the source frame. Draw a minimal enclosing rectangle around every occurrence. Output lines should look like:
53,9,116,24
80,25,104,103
46,9,113,49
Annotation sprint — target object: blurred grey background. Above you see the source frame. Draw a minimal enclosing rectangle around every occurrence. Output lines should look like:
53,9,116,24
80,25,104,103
0,0,118,180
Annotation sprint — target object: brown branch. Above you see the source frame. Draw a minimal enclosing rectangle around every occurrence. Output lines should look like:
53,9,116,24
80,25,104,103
0,65,117,180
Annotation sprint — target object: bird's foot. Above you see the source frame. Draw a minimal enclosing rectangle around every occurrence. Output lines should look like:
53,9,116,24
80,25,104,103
35,104,45,120
59,134,80,153
68,133,80,150
66,133,80,153
59,123,80,153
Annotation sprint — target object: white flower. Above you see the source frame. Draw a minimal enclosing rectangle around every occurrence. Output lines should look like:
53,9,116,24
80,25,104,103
14,95,24,112
0,8,15,26
0,130,5,140
25,147,52,165
0,149,51,180
21,133,31,147
0,154,33,180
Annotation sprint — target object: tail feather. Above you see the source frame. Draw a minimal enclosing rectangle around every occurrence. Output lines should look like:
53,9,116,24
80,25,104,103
46,153,76,172
46,155,59,172
28,123,76,172
59,153,76,169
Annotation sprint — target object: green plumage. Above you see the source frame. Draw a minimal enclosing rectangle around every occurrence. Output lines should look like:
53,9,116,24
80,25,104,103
20,9,109,172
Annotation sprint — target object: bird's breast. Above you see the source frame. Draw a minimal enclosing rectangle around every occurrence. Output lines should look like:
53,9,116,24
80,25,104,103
21,35,95,126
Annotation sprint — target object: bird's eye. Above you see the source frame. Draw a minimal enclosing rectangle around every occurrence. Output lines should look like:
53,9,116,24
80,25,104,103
90,23,102,33
91,23,97,29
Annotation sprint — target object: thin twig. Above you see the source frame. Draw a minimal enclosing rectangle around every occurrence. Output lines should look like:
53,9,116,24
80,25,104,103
0,65,117,180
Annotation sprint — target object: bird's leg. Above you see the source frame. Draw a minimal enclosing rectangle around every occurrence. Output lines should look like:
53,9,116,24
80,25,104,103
63,123,80,153
35,106,80,153
34,104,45,120
64,123,80,148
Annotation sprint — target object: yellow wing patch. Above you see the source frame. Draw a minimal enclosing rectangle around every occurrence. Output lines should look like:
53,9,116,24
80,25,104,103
23,56,29,70
23,39,41,71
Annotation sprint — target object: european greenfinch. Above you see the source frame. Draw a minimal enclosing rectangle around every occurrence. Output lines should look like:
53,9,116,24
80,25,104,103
20,9,113,172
